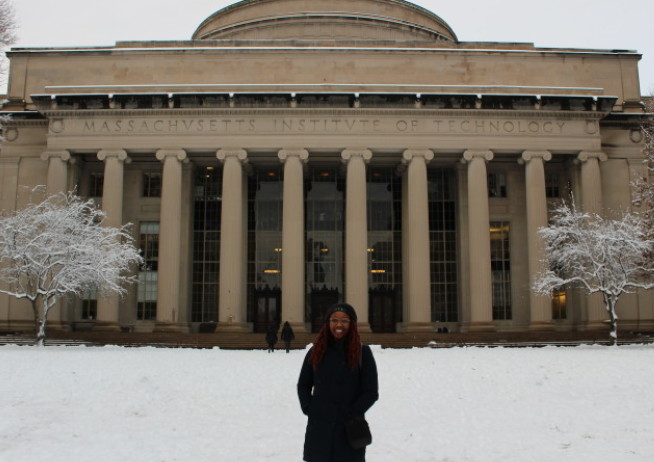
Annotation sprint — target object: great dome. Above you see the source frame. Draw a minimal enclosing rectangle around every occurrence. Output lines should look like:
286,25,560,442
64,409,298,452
192,0,458,43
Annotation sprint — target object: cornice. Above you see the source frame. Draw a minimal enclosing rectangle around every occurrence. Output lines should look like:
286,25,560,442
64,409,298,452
35,107,611,120
2,119,48,128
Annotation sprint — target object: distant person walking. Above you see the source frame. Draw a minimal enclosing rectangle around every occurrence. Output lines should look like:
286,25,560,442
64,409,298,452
297,303,379,462
265,323,278,353
280,321,296,353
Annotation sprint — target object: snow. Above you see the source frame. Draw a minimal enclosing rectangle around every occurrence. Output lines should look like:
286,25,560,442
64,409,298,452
1,344,653,462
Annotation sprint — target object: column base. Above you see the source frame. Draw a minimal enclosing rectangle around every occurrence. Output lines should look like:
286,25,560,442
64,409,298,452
93,321,122,332
46,320,71,332
463,321,496,333
215,322,252,333
397,322,435,333
286,322,311,334
576,320,610,332
0,320,34,334
356,322,373,333
528,321,555,331
153,322,190,333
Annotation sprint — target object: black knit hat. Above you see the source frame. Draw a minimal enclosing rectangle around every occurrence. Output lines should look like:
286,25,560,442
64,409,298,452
324,302,358,322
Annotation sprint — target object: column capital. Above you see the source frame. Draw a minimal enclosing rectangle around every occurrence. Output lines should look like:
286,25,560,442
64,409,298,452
216,149,247,163
156,149,188,163
97,149,130,163
278,149,309,163
576,151,607,163
402,149,434,163
462,150,493,163
341,148,373,162
519,150,552,164
41,150,71,162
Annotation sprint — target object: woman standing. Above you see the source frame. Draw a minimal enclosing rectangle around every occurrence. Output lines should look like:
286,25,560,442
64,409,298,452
297,303,379,462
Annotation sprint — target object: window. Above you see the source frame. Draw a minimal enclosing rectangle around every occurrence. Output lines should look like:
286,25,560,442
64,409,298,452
488,172,507,198
490,222,511,320
552,290,567,320
143,172,162,197
137,222,159,320
306,166,344,290
81,288,97,320
192,166,222,322
89,173,104,197
545,173,561,198
428,169,458,322
367,167,402,288
247,166,282,290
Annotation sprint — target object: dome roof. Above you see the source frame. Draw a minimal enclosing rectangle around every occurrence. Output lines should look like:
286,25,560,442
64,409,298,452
192,0,458,43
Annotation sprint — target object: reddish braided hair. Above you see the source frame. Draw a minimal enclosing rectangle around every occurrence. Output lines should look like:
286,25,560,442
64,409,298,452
310,318,362,370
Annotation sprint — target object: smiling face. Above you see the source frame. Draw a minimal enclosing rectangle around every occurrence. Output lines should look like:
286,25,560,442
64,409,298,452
328,310,351,340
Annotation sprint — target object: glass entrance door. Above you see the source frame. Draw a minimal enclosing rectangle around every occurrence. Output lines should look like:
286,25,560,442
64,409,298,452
254,288,281,333
310,288,340,333
369,288,396,333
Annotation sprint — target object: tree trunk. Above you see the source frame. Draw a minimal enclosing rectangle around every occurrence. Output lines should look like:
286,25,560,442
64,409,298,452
35,296,52,347
36,316,47,347
605,295,619,346
31,299,39,340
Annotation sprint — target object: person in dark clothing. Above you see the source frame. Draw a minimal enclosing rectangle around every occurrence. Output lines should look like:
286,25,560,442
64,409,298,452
265,324,278,353
297,303,379,462
280,321,295,353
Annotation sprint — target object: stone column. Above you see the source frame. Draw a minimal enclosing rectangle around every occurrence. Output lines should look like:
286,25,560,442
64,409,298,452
578,152,606,214
154,149,188,332
41,150,72,196
39,151,74,328
462,150,494,331
520,151,553,329
341,149,372,331
400,149,434,331
577,151,608,329
216,149,250,332
278,149,309,332
95,150,130,331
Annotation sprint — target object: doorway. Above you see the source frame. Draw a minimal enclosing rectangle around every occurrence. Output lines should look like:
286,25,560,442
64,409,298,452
369,288,396,333
311,287,340,333
253,287,281,333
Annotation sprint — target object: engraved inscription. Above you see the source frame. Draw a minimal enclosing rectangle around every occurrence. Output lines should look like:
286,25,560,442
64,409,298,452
76,117,570,136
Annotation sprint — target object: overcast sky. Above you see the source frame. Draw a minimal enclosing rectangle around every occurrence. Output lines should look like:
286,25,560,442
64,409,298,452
10,0,654,96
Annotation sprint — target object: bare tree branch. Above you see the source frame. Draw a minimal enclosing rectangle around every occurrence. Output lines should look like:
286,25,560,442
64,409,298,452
0,191,144,346
533,201,654,345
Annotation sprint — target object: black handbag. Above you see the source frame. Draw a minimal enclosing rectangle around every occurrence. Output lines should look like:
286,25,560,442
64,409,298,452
344,415,372,449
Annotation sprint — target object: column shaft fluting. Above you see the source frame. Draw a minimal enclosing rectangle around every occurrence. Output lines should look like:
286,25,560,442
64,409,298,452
578,151,608,327
464,150,494,329
95,150,129,330
402,150,434,329
217,149,249,331
154,149,187,328
342,149,372,329
42,151,71,196
522,151,553,328
279,149,308,331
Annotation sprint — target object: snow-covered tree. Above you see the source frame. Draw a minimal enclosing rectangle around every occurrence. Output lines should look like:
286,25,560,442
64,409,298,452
0,192,143,346
533,201,654,345
0,0,16,85
633,97,654,247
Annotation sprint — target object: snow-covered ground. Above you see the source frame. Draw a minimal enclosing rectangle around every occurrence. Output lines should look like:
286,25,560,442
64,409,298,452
1,343,653,462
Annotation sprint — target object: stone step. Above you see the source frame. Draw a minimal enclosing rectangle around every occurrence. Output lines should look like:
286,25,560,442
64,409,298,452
1,330,651,349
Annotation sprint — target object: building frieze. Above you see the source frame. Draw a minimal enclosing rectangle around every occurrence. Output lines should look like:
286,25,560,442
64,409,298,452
41,110,606,140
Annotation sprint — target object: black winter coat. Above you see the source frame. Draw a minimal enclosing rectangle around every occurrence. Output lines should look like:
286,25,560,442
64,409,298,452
297,341,379,462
